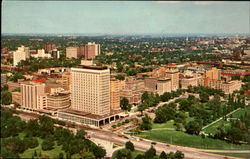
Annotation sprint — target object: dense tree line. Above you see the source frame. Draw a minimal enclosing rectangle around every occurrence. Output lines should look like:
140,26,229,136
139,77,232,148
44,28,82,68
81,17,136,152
17,56,81,72
213,111,250,144
113,142,184,159
0,107,106,159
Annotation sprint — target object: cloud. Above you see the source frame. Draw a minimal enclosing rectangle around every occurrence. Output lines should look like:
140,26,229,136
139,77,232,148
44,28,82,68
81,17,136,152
193,1,223,5
156,1,181,4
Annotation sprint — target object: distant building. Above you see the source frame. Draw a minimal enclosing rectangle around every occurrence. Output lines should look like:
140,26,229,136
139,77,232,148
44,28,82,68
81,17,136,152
13,46,30,66
44,43,56,52
31,49,51,58
1,74,7,87
144,77,171,95
47,91,70,110
7,81,21,91
12,91,21,105
180,77,198,89
152,67,166,78
81,60,94,66
21,81,46,110
66,43,100,59
221,70,250,77
156,78,172,95
121,77,144,105
165,63,179,91
220,81,242,94
84,42,100,59
56,73,71,91
110,79,121,110
205,67,221,81
66,47,78,59
51,49,60,59
77,46,85,57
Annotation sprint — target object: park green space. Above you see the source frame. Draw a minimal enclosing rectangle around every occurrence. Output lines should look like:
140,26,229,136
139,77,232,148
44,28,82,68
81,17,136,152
202,107,250,135
2,132,80,159
208,152,250,159
135,128,250,150
112,149,144,159
151,120,175,129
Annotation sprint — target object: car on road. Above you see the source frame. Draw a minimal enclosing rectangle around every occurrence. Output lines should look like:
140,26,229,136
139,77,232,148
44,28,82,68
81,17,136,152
151,142,157,145
166,144,170,147
124,136,129,139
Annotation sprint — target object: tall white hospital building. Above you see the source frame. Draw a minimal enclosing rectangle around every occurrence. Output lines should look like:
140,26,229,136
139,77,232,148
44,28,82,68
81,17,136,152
70,65,110,116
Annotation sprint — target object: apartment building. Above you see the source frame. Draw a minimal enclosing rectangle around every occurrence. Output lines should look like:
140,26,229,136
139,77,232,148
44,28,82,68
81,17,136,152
110,79,121,110
165,63,179,91
20,81,46,110
66,47,78,59
13,46,30,66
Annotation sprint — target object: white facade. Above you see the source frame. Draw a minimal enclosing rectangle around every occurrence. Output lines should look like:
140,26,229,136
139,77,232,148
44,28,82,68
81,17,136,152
71,66,110,116
13,46,30,66
31,49,51,58
21,82,46,110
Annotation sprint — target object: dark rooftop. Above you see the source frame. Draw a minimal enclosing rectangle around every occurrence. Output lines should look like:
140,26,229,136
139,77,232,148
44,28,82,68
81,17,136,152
59,109,121,120
74,65,108,70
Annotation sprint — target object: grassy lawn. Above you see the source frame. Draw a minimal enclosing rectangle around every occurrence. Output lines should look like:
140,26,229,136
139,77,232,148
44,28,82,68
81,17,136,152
202,107,250,135
112,149,144,159
152,120,175,129
209,152,250,159
136,129,250,150
202,119,228,134
231,107,250,118
20,138,66,159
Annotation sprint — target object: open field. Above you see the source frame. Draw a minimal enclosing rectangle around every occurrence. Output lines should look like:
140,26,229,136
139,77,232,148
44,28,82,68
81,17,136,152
152,121,175,129
202,107,250,135
135,129,250,150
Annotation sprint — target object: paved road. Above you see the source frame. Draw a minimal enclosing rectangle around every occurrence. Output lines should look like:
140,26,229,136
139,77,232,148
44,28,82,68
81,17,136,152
90,132,240,159
15,110,242,159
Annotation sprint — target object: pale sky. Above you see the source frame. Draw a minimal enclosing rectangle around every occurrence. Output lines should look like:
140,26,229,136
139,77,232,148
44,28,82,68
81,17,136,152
2,1,250,34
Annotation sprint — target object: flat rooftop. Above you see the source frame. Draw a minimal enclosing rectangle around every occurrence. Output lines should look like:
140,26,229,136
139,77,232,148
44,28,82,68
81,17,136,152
73,65,108,70
59,109,121,120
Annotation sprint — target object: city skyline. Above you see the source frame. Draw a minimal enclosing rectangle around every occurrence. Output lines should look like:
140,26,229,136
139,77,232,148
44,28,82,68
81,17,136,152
2,1,250,35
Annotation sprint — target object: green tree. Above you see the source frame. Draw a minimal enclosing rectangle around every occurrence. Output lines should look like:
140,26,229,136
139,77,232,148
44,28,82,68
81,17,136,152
137,103,148,115
115,74,125,80
82,152,95,159
58,152,64,159
159,151,167,159
135,154,145,159
140,114,152,130
120,97,132,111
141,92,149,102
200,92,209,103
41,138,54,151
1,90,12,105
75,130,87,139
9,72,25,82
125,141,134,151
34,150,37,157
185,121,202,135
231,75,240,80
174,151,184,159
145,146,156,159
